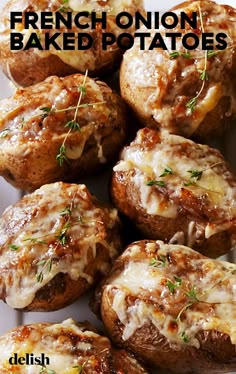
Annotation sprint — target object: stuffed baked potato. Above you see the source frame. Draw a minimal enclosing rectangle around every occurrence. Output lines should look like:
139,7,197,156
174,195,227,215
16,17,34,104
0,318,148,373
0,0,145,87
0,73,127,191
97,240,236,374
120,0,236,141
0,182,122,311
111,128,236,258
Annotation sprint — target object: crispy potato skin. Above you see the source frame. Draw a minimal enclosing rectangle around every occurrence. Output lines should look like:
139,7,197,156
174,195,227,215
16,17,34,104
98,240,236,374
0,182,122,311
120,0,236,141
0,74,127,191
0,319,148,373
0,0,144,87
111,128,236,258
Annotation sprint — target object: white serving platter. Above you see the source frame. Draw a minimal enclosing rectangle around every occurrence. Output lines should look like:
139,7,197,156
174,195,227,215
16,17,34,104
0,1,235,373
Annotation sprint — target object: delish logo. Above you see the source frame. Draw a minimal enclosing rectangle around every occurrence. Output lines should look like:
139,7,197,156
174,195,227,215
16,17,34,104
9,353,50,366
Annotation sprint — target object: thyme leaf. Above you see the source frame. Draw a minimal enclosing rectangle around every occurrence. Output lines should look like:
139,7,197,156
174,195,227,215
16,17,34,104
8,244,19,251
198,69,209,81
150,255,167,268
159,166,174,177
56,144,69,167
180,331,189,343
0,128,10,138
169,51,191,59
207,50,219,58
166,277,182,294
186,97,197,114
65,120,81,132
146,180,165,187
187,169,203,181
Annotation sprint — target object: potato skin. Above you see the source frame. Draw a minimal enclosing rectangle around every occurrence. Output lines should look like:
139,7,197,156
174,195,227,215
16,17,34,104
111,128,236,258
0,182,122,311
0,318,149,373
0,0,144,87
99,240,236,374
120,0,236,141
0,73,127,191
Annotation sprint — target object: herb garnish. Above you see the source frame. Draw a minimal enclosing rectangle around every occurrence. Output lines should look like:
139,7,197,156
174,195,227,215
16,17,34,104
147,166,173,187
35,194,78,283
207,50,219,58
146,180,165,187
72,363,86,374
150,255,167,268
0,128,10,138
170,51,191,59
186,4,209,114
8,244,19,251
159,166,174,177
180,331,189,343
39,366,57,374
183,162,222,188
166,276,182,294
39,70,105,166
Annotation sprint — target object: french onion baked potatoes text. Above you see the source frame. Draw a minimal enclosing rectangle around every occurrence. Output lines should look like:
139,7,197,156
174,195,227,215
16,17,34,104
120,0,236,141
0,318,148,373
111,128,236,258
98,240,236,374
0,73,127,191
0,0,145,86
0,182,121,311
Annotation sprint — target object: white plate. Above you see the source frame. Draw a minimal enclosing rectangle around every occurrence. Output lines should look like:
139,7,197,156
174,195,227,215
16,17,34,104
0,1,235,374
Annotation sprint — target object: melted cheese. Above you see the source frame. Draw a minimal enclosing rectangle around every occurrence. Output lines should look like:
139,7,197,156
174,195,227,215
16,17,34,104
121,1,236,135
0,183,119,309
0,0,144,72
109,241,236,348
0,319,106,373
114,129,236,238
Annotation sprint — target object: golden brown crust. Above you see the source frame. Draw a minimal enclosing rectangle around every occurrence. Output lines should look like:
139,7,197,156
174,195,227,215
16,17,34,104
0,182,122,311
120,0,236,141
0,0,144,87
111,128,236,258
99,240,236,374
0,319,149,373
0,73,127,191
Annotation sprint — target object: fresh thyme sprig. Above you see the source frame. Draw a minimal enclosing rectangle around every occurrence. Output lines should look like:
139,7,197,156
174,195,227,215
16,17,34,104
8,244,19,251
149,255,167,268
159,166,174,177
171,266,236,326
146,180,165,187
52,70,106,166
146,165,174,187
166,276,182,294
180,331,189,343
35,193,77,283
183,161,223,187
73,362,86,374
169,51,191,59
186,4,209,114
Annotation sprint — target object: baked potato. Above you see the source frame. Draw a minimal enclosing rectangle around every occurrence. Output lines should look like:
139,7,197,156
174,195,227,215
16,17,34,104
0,182,122,311
98,240,236,374
0,0,145,87
0,318,148,373
0,73,127,191
120,0,236,141
111,128,236,258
